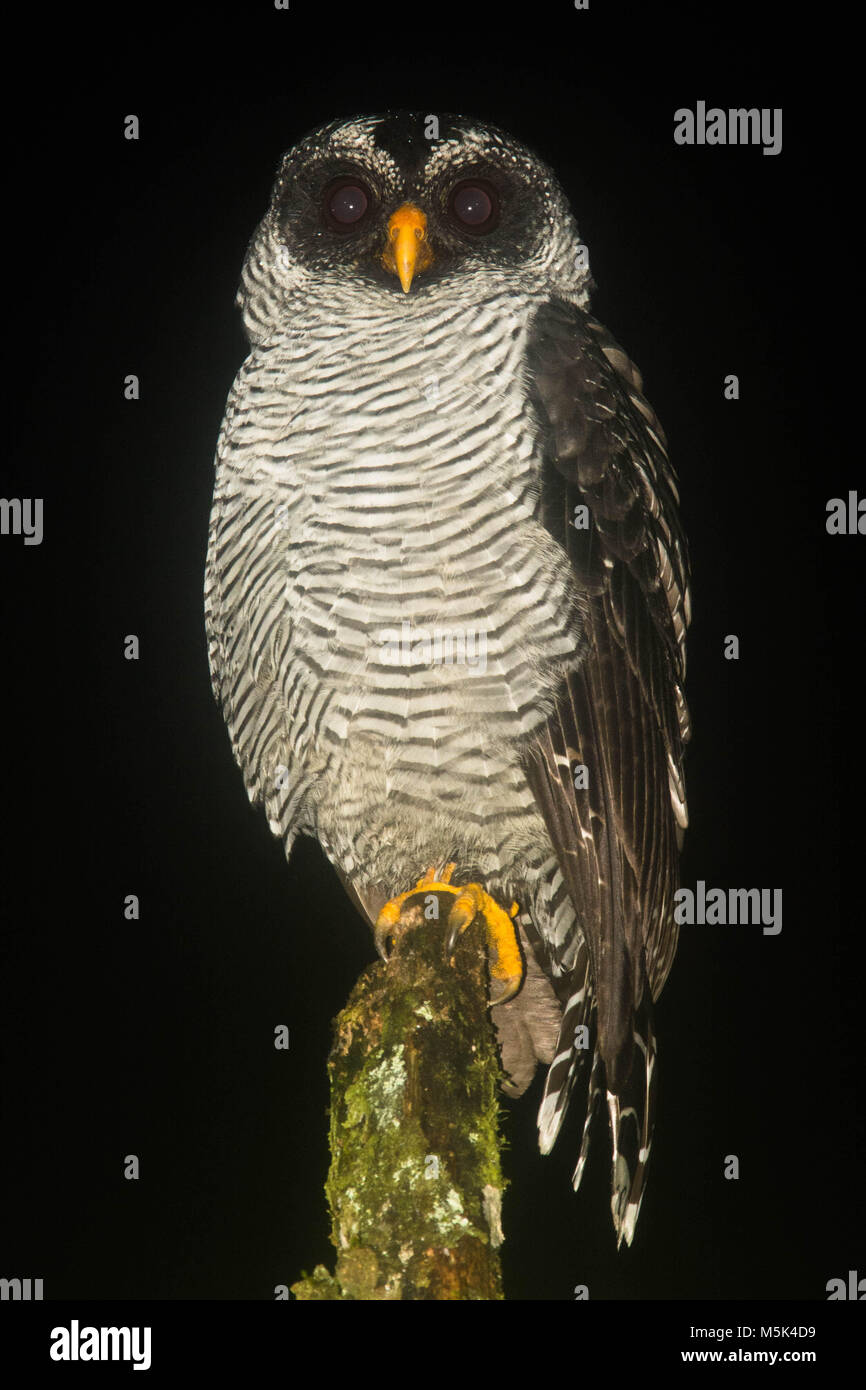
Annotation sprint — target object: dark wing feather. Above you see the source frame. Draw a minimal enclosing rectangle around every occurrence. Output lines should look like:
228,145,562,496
523,300,690,1242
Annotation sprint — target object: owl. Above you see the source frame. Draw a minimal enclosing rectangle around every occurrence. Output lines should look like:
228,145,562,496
205,112,691,1247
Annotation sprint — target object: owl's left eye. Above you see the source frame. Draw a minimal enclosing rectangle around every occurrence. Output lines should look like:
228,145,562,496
448,179,499,234
323,178,372,231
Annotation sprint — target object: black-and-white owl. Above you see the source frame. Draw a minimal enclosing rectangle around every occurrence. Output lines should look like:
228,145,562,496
204,112,691,1247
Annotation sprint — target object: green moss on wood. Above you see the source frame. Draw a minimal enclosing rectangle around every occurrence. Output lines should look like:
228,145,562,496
293,889,506,1300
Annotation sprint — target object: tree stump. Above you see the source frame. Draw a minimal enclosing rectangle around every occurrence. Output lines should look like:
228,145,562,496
291,886,506,1300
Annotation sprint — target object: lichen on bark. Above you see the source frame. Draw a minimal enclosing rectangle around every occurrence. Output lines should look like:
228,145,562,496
291,887,506,1300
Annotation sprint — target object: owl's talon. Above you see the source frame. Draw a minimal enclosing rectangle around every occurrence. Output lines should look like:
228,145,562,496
488,973,522,1007
446,885,523,1006
374,922,393,962
445,902,474,957
374,864,447,960
376,870,523,1005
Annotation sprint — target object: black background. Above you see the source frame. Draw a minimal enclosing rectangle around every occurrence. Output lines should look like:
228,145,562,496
1,2,861,1306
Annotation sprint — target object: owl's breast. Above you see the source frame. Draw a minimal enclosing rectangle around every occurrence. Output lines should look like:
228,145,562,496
209,292,587,759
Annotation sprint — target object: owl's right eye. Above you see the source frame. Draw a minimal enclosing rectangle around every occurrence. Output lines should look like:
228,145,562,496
323,178,372,231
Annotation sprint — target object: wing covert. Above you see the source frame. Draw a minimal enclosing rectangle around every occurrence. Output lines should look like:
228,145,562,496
522,299,691,1093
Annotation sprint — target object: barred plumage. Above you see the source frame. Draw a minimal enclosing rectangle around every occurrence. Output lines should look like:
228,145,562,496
205,112,690,1249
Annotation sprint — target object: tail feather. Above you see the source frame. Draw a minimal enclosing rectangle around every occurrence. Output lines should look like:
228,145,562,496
542,982,658,1249
606,989,657,1249
536,938,593,1153
572,1043,603,1191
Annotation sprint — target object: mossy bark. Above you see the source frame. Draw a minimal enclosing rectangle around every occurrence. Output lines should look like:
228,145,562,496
292,888,506,1300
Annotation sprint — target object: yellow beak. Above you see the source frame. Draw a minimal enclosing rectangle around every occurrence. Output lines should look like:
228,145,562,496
383,203,434,292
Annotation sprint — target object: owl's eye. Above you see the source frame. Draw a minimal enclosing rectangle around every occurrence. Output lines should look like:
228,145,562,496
323,178,371,230
448,180,499,234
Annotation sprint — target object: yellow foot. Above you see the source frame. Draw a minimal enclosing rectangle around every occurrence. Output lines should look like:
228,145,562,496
373,864,457,960
374,864,524,1007
445,884,524,1006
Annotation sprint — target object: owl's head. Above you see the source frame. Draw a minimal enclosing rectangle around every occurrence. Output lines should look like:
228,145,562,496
237,112,592,341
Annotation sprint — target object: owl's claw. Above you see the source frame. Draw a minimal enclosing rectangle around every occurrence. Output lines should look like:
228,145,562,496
446,885,523,1006
375,867,523,1006
374,864,450,962
374,920,393,962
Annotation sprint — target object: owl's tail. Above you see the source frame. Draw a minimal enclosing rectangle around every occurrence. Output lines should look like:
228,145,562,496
539,976,657,1250
596,986,657,1249
536,936,594,1151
